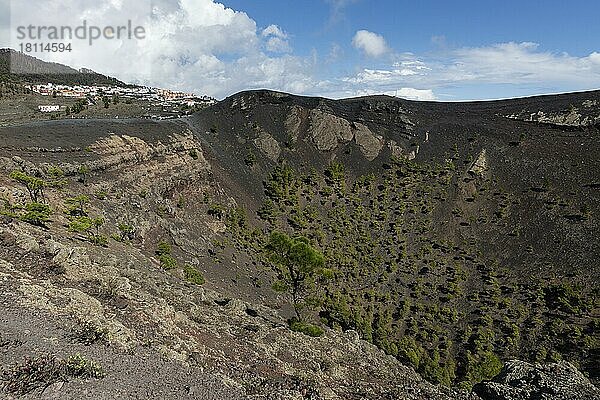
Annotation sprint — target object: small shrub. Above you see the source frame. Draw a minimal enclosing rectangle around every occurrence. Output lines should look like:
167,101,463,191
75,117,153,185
19,202,52,227
289,319,324,337
466,350,503,383
64,195,90,217
156,241,172,256
46,165,64,178
10,171,46,202
183,265,205,285
397,335,424,369
207,203,226,219
244,150,257,167
64,353,104,379
0,199,18,218
257,199,278,223
271,280,288,292
156,241,177,270
69,216,106,246
117,223,134,241
46,165,68,189
1,355,64,395
1,354,104,396
159,255,177,270
70,321,108,345
90,234,108,246
77,166,90,184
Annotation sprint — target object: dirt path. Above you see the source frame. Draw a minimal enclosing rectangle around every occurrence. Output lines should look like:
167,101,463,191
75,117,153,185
0,300,245,400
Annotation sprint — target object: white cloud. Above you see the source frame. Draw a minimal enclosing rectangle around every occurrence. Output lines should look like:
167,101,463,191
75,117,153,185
590,52,600,65
325,0,358,26
445,42,600,85
262,24,287,39
262,24,291,53
326,43,343,63
335,42,600,100
355,87,436,101
342,64,423,84
352,30,389,57
5,0,311,99
394,88,436,101
265,37,292,53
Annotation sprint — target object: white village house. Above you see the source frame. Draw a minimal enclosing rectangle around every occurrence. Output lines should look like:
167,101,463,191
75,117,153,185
38,105,60,113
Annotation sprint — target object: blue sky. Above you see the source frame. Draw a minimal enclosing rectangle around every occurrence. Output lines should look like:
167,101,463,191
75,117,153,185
218,0,600,100
223,0,600,56
2,0,600,100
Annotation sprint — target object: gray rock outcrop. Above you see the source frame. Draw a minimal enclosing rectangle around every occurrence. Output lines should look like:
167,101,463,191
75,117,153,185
353,122,384,161
468,149,488,177
253,131,281,162
308,110,385,160
474,360,600,400
308,109,354,152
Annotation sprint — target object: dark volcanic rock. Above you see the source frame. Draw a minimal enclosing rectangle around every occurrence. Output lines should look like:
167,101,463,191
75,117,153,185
473,360,600,400
2,88,600,399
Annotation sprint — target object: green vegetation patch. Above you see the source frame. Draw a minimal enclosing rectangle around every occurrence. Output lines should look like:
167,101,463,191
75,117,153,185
1,354,104,396
289,319,324,337
156,241,177,270
219,157,599,388
184,265,205,285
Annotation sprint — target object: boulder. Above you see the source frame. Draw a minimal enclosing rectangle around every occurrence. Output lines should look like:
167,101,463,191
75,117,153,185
253,131,281,162
308,109,354,151
474,360,600,400
353,122,384,160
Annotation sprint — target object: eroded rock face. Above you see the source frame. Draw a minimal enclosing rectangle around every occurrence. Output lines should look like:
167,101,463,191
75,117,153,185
469,149,488,177
308,110,385,160
308,109,354,152
353,122,384,161
284,105,303,145
387,140,405,158
473,360,600,400
504,99,600,127
253,131,281,162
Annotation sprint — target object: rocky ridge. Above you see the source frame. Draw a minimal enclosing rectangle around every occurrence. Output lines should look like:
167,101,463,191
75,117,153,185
0,125,478,399
474,360,600,400
1,87,600,399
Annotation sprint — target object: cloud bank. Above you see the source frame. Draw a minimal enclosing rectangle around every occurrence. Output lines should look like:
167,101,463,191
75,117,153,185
352,30,390,57
3,0,600,101
336,42,600,100
6,0,315,98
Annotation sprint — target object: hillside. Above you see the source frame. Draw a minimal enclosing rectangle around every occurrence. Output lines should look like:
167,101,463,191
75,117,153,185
189,90,600,385
0,89,599,399
0,49,125,86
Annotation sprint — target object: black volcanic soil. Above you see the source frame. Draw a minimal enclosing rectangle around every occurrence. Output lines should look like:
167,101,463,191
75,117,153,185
0,119,186,161
3,90,597,304
0,304,244,400
2,90,598,293
1,89,599,396
190,90,600,281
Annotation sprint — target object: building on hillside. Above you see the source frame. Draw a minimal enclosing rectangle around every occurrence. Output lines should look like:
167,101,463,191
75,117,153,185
38,105,60,113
